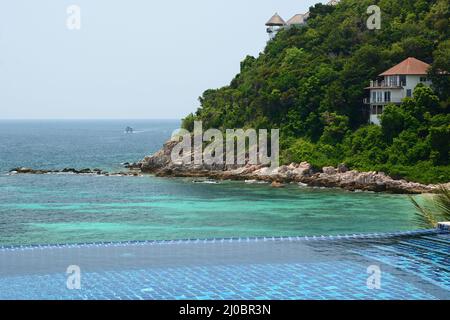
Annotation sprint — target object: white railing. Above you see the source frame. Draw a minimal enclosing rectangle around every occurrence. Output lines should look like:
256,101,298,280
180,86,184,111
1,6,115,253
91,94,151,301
368,80,401,88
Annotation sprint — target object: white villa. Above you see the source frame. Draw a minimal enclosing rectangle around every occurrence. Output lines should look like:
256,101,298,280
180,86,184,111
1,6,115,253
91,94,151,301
365,57,432,125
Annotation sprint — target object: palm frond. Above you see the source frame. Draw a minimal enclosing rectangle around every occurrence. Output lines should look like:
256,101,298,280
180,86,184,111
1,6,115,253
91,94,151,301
410,186,450,228
432,186,450,220
409,195,438,228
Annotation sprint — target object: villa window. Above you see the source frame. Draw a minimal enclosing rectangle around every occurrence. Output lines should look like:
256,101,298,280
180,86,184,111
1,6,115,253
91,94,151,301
400,75,406,86
388,76,397,86
371,105,377,115
376,91,383,102
393,76,398,86
372,92,376,103
377,105,383,115
420,77,427,82
384,91,391,102
406,89,412,97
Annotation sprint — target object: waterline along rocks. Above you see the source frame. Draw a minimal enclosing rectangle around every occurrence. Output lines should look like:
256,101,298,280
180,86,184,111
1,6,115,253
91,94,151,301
137,140,449,194
9,167,141,177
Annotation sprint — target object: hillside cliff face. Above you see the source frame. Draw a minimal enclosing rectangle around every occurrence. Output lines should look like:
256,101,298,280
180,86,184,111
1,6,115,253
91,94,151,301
181,0,450,184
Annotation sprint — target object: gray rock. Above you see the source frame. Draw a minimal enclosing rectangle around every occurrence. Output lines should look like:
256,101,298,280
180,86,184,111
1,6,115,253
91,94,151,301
322,166,337,175
337,163,348,173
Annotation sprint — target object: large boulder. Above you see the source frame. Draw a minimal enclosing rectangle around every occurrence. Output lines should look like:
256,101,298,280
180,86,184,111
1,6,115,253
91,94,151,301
322,166,337,175
140,140,179,173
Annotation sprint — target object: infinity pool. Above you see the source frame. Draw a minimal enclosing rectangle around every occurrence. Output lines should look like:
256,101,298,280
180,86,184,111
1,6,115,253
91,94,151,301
0,230,448,300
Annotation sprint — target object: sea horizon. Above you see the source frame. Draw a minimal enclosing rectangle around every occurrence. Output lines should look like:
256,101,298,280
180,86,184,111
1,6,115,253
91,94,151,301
0,118,181,121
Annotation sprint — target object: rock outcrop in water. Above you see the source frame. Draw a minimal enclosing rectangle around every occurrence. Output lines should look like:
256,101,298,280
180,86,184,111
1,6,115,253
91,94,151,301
136,140,448,194
9,167,141,177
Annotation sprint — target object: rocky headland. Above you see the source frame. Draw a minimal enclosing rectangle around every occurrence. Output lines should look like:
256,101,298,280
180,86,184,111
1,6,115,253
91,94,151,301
10,140,449,194
133,140,448,194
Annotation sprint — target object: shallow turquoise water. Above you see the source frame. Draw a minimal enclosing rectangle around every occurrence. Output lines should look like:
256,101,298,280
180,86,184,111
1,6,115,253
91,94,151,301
0,120,422,245
0,174,420,245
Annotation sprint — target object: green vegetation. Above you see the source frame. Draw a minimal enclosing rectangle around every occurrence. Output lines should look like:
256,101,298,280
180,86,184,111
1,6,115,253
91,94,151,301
182,0,449,184
410,186,450,227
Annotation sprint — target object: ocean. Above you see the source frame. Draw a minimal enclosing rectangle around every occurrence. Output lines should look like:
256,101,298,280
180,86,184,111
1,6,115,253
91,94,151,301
0,120,420,246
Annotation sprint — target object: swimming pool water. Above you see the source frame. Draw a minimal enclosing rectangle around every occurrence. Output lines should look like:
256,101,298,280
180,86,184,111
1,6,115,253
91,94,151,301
0,230,448,300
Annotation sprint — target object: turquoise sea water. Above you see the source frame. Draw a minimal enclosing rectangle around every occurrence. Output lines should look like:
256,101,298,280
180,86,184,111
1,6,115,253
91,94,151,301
0,120,421,246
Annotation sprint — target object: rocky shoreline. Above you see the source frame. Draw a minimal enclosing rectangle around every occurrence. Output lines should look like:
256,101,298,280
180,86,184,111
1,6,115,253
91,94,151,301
9,140,449,194
134,140,448,194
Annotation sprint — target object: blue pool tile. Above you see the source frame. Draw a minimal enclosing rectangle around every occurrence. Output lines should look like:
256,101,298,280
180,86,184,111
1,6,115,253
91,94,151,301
0,231,448,300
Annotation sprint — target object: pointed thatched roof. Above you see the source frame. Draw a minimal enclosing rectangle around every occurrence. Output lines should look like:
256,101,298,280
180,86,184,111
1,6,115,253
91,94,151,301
327,0,340,5
287,14,306,25
265,13,286,26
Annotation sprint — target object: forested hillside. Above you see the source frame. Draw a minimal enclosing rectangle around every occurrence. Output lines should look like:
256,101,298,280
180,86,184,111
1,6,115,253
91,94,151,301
182,0,449,183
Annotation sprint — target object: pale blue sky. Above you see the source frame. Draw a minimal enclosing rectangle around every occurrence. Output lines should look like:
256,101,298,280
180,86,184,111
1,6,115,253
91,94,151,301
0,0,318,119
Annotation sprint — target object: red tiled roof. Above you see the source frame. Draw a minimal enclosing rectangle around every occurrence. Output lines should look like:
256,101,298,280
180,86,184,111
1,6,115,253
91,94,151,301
380,57,430,76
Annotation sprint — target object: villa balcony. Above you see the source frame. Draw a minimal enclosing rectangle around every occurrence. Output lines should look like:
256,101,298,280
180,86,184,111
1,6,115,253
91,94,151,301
366,80,403,89
363,97,402,105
